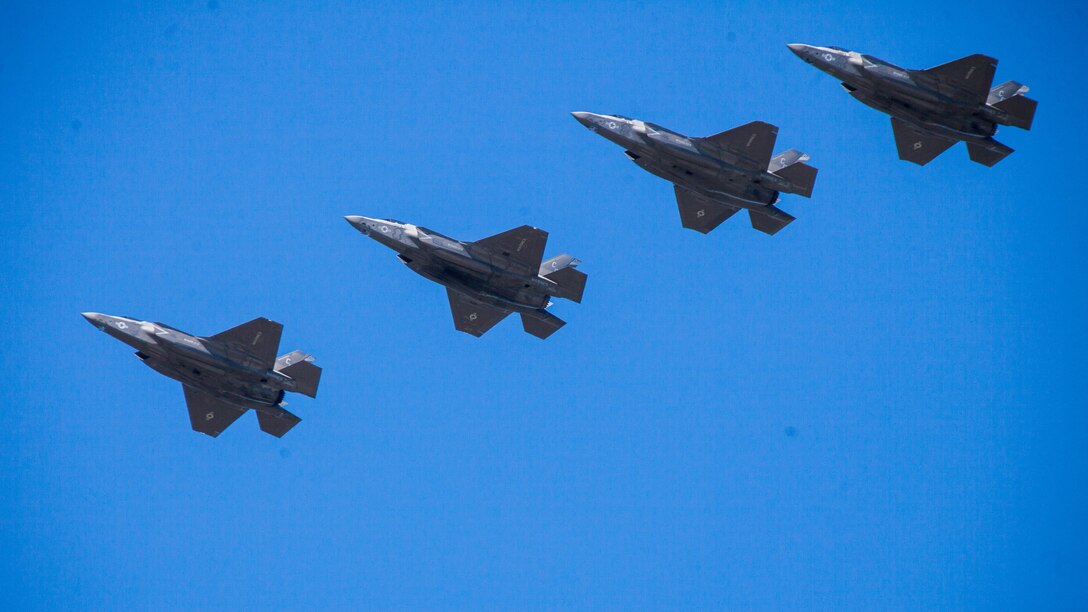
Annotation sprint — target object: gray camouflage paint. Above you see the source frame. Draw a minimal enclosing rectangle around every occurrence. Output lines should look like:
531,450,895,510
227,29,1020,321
571,112,816,235
344,216,585,339
787,44,1036,166
81,312,320,437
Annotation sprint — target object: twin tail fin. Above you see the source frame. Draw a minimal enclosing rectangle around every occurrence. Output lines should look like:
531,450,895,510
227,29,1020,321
768,148,818,198
275,350,322,398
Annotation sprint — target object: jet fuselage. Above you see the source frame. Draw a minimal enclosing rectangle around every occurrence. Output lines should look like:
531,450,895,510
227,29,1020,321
82,313,292,408
572,112,785,209
344,217,556,318
787,44,1008,143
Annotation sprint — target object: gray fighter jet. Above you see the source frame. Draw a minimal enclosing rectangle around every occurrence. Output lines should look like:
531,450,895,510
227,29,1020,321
82,313,321,438
572,112,817,235
788,44,1037,166
345,216,586,339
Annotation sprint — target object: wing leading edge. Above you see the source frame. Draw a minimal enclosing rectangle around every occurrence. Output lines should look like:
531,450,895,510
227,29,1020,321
445,289,510,337
890,118,957,166
207,317,283,368
695,121,779,168
922,54,997,104
183,385,247,437
473,226,549,275
674,185,741,234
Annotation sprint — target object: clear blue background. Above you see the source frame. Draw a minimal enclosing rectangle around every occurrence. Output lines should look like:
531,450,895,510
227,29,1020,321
3,1,1085,609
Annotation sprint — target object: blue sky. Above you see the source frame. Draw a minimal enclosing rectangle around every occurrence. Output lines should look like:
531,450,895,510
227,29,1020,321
3,1,1086,609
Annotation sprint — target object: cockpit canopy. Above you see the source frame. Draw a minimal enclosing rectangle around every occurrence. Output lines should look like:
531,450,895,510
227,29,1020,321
643,122,682,138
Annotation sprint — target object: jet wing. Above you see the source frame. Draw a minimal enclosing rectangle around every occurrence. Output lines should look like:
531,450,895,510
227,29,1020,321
890,118,957,166
473,226,548,275
207,317,283,368
674,185,740,234
921,54,997,104
183,385,248,437
695,121,778,167
446,289,510,337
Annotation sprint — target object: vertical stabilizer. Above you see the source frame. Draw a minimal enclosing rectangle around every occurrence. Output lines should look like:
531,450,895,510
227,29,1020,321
275,351,322,398
543,265,587,303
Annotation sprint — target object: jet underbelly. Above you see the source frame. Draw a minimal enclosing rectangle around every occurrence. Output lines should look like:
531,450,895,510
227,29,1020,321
429,247,492,275
850,83,993,140
885,101,995,140
180,368,281,408
699,168,777,207
221,384,282,408
704,186,776,208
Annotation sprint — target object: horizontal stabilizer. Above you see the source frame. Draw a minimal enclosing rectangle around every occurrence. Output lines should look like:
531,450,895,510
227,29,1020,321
544,266,587,303
256,406,301,438
992,94,1036,130
521,311,565,340
208,317,283,368
967,140,1013,167
674,185,740,234
183,385,247,438
276,353,322,398
772,161,818,198
891,118,956,166
749,206,795,236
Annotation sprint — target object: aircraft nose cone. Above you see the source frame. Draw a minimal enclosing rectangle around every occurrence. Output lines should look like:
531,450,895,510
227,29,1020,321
81,312,110,330
787,43,806,56
345,215,376,235
571,111,594,127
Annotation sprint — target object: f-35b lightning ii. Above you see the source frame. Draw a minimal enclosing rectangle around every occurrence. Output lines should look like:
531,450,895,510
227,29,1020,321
572,112,817,235
345,216,586,339
788,44,1037,167
82,313,321,438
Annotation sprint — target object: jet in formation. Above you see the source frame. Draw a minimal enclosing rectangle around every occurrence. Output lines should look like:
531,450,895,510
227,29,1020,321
82,313,321,437
345,216,586,339
788,44,1037,167
572,112,817,235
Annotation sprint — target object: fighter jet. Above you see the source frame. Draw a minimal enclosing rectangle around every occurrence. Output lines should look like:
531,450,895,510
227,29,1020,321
572,112,817,235
82,313,321,438
787,44,1037,167
345,216,586,339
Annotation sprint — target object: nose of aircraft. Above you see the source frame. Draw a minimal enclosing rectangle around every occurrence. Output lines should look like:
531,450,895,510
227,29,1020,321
787,43,810,58
344,215,372,233
81,312,101,324
571,111,596,127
